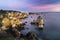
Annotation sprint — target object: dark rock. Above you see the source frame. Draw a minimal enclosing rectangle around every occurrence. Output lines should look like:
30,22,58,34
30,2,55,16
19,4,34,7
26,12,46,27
25,22,27,23
31,22,38,25
19,32,38,40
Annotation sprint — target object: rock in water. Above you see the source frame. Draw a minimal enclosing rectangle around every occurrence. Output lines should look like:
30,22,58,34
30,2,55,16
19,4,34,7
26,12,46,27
37,16,44,29
39,25,44,29
19,32,38,40
26,32,38,40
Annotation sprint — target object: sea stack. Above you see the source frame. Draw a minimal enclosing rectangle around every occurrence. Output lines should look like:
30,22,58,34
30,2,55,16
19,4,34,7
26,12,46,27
37,16,44,29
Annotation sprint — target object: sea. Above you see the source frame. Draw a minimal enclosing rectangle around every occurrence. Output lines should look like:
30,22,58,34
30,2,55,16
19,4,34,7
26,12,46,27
21,12,60,40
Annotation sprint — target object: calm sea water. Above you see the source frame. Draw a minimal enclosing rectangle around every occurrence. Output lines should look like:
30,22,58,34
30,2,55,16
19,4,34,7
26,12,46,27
21,13,60,40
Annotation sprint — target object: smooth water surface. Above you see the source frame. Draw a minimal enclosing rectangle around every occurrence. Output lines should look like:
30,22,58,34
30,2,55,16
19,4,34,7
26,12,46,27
21,13,60,40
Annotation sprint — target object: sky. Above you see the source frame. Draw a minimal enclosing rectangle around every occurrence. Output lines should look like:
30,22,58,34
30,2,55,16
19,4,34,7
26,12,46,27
0,0,60,12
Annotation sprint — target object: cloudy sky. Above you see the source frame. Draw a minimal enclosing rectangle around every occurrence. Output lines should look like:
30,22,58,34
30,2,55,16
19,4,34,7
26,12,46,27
0,0,60,12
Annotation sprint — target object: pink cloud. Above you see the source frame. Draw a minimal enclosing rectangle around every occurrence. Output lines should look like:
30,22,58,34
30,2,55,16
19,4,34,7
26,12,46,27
29,4,60,12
